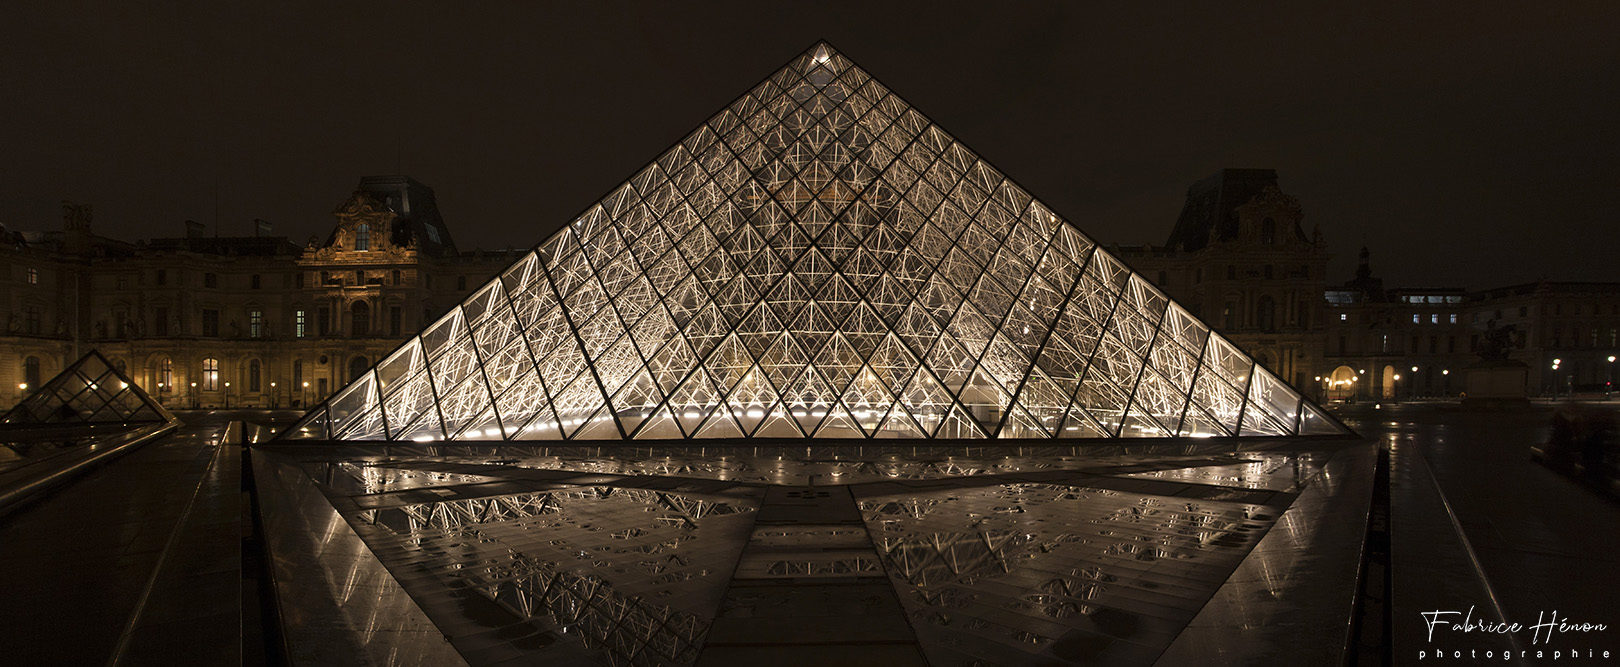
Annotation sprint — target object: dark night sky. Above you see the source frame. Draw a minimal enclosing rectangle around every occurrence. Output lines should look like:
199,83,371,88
4,2,1617,288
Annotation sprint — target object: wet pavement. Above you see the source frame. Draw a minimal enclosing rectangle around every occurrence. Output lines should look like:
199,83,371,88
0,409,293,666
5,405,1614,665
1340,403,1620,662
255,438,1362,665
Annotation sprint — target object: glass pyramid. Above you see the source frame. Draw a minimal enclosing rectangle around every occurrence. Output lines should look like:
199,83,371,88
1,350,176,427
286,42,1348,442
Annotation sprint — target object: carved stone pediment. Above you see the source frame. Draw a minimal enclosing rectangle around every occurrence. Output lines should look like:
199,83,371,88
1236,185,1303,219
325,191,398,253
333,191,392,220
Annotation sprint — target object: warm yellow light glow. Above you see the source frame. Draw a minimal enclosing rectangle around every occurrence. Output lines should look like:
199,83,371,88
286,41,1342,443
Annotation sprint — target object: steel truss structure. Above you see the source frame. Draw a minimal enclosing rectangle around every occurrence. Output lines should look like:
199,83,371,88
288,42,1346,442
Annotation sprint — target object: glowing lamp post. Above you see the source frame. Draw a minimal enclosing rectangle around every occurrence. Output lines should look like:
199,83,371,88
1552,359,1562,398
1608,356,1616,399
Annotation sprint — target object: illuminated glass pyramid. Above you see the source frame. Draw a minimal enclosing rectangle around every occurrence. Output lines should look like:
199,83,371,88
287,42,1346,442
1,350,174,427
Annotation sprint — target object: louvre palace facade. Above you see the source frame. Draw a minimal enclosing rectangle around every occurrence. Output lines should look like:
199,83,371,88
0,177,521,411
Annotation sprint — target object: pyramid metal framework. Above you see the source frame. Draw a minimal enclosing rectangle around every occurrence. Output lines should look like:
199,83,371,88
1,350,175,427
288,42,1347,442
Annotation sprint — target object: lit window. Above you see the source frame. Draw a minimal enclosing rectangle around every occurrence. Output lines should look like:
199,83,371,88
26,267,39,284
295,310,307,338
158,358,173,390
1412,314,1420,324
1448,314,1457,324
356,223,370,251
1431,314,1439,324
1339,313,1347,322
202,358,220,391
250,309,263,338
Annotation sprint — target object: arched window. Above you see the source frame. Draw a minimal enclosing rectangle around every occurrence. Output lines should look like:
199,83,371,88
348,356,369,383
351,301,371,336
157,358,173,392
1256,295,1277,332
202,358,220,391
23,356,40,390
355,223,370,251
248,359,262,392
1261,217,1277,245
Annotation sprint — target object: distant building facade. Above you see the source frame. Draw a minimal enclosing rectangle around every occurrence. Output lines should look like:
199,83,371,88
1,176,520,409
1116,169,1329,392
1121,169,1620,402
6,171,1617,411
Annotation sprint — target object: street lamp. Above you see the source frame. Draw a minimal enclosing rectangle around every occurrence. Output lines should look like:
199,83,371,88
190,381,198,409
1442,369,1450,398
271,381,278,409
302,381,310,408
1552,359,1562,398
224,381,232,409
1607,356,1615,399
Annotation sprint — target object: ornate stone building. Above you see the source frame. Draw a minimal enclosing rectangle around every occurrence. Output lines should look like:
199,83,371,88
1120,169,1620,402
1323,256,1620,401
7,169,1615,410
1116,169,1329,392
1,176,521,409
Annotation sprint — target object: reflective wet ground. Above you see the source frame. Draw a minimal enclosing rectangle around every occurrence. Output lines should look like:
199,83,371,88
7,405,1611,665
256,437,1358,666
1340,403,1620,661
0,410,295,666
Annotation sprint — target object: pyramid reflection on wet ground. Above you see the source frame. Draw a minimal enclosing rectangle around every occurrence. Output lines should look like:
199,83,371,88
286,40,1348,443
255,441,1354,665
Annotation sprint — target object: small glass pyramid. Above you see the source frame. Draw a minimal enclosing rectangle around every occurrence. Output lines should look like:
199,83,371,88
1,350,176,427
286,42,1348,442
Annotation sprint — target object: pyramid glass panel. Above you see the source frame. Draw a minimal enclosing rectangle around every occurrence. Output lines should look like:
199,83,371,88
1,351,176,428
283,42,1347,441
